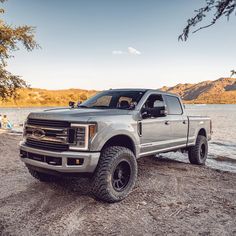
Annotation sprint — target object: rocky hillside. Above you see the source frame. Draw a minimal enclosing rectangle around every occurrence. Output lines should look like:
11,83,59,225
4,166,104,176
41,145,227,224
160,78,236,104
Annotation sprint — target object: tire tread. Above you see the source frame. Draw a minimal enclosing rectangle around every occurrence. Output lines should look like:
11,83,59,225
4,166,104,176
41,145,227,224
188,135,208,165
92,146,137,203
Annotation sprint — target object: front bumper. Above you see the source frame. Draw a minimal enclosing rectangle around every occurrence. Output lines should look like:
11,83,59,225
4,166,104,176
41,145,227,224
19,142,100,173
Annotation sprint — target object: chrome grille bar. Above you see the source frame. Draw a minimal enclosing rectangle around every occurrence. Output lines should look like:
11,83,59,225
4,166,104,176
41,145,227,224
26,136,68,143
25,124,69,144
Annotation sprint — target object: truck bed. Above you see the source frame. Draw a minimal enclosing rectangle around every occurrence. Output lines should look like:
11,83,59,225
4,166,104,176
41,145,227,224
187,116,211,146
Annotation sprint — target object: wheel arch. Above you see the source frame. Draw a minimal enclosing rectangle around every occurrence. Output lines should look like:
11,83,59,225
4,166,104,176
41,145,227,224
198,128,207,137
101,134,136,156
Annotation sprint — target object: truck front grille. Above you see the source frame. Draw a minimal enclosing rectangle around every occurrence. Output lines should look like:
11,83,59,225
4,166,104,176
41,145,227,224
27,118,70,128
24,119,89,152
26,139,69,152
25,119,73,152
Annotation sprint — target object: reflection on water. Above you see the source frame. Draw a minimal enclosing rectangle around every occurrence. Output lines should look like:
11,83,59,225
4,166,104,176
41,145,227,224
1,105,236,172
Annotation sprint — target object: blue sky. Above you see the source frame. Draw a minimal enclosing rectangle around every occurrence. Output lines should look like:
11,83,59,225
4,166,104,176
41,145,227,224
3,0,236,90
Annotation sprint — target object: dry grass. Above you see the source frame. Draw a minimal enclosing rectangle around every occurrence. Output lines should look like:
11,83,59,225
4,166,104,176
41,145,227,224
0,88,98,107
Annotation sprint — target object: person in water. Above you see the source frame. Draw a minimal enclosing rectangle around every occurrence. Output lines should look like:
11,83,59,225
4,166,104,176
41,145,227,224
0,114,2,128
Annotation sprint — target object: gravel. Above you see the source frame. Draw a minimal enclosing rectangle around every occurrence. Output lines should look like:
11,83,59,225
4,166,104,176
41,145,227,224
0,134,236,236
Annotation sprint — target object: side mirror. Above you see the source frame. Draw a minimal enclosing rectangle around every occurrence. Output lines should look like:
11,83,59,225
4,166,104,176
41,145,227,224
150,107,167,117
159,106,168,116
141,109,149,119
153,106,168,117
69,101,75,108
142,106,167,118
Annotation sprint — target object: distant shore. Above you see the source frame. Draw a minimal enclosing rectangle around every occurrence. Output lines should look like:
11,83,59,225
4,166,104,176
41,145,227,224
0,105,58,108
1,102,236,108
1,78,236,107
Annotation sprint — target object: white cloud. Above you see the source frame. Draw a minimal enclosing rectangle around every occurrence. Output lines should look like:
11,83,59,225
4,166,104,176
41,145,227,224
112,47,141,56
112,50,124,55
127,47,141,55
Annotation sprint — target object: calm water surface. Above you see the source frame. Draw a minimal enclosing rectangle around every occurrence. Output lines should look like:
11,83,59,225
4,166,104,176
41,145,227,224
1,105,236,172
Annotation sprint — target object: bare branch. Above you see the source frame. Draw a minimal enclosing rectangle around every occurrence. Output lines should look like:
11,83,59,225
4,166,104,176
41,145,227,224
179,0,236,41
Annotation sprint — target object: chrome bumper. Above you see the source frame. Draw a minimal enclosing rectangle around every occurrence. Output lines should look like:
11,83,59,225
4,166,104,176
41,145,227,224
19,142,100,173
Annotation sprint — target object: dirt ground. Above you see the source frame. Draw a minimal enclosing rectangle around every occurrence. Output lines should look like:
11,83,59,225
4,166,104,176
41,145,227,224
0,134,236,236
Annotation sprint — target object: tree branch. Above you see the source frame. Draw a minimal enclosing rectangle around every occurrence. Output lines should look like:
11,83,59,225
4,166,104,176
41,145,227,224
179,0,236,41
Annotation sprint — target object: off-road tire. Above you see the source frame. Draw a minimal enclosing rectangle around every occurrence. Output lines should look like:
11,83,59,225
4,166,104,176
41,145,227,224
188,135,208,165
91,146,138,203
28,168,55,182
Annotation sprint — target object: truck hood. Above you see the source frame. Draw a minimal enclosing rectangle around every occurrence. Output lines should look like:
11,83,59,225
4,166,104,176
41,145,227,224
28,107,131,122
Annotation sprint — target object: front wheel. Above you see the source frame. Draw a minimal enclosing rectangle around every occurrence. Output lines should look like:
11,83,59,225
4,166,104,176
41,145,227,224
91,146,138,203
188,135,208,165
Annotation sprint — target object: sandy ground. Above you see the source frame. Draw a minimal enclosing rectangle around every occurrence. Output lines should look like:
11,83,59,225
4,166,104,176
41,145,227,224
0,134,236,236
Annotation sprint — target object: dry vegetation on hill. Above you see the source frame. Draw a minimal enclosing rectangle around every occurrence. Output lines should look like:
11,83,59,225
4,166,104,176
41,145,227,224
0,88,97,107
160,78,236,104
0,78,236,107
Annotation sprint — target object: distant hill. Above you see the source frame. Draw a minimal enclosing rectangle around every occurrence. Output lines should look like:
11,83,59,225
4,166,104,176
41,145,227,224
0,78,236,107
0,88,97,107
160,78,236,104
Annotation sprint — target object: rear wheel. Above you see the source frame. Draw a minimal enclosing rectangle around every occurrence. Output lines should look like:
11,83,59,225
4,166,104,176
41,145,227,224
28,168,56,182
91,146,137,203
188,135,208,165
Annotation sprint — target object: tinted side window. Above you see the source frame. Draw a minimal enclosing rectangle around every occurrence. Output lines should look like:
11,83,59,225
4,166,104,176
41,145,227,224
164,95,183,115
143,94,164,109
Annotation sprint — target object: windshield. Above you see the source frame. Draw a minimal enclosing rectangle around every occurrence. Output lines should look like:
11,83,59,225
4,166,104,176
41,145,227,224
79,90,146,109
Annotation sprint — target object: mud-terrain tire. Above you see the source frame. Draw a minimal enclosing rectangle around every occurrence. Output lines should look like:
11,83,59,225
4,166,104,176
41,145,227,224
188,135,208,165
28,168,55,182
92,146,138,203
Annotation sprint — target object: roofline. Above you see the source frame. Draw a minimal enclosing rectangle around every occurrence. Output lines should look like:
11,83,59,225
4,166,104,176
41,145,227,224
105,88,179,97
107,88,149,92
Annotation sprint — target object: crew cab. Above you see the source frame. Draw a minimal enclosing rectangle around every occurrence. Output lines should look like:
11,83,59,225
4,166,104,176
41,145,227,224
20,89,212,202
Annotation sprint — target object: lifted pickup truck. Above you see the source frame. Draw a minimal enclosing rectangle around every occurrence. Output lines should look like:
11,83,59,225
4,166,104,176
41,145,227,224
20,89,212,202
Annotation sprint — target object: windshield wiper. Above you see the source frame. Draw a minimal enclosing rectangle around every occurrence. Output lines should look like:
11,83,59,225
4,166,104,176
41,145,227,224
77,105,89,108
90,105,109,109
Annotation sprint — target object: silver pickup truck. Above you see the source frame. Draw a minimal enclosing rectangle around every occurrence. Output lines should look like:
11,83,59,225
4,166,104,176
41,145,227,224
20,89,212,202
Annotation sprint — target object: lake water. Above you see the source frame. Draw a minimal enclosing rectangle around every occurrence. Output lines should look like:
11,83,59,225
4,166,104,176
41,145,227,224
1,105,236,173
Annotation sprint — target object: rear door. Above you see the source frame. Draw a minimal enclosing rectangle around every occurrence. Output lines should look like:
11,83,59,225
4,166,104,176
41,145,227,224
163,95,188,147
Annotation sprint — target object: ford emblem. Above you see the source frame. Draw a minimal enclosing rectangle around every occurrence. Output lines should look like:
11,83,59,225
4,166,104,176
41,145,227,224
32,129,45,139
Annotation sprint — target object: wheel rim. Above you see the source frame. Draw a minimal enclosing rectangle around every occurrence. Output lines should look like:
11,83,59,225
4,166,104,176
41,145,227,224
112,161,131,192
200,144,206,159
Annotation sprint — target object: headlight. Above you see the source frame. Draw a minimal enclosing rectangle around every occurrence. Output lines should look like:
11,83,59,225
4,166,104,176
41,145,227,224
70,124,97,151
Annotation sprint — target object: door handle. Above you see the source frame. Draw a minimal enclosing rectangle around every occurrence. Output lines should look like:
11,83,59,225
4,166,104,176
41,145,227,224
165,121,170,125
183,120,187,124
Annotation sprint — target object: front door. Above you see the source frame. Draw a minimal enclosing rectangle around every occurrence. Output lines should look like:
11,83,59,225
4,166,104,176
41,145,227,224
140,93,172,155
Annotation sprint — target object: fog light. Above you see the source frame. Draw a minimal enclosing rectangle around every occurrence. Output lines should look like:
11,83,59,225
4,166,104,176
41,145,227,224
67,158,84,166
